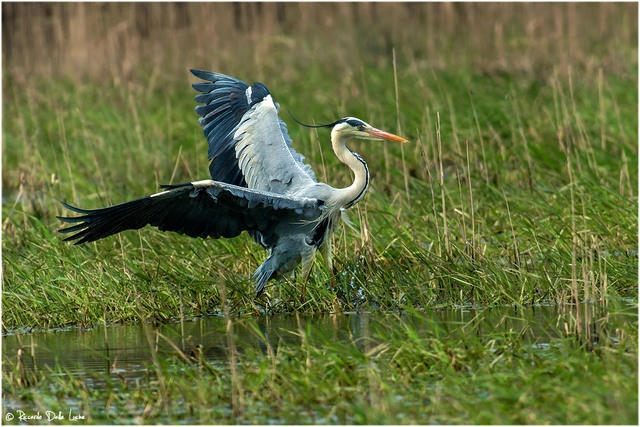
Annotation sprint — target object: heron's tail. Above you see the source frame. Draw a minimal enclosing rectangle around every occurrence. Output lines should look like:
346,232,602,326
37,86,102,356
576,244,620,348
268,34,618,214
252,258,276,298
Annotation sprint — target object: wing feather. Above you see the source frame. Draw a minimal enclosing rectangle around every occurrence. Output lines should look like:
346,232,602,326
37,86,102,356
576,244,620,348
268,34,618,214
190,69,317,192
58,180,324,246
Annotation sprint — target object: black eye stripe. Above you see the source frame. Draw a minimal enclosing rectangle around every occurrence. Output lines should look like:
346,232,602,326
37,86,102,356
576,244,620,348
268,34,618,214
346,119,365,127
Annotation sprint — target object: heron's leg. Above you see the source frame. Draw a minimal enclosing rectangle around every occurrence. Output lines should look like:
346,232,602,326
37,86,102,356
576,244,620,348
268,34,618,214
252,257,276,298
320,238,336,287
299,249,316,300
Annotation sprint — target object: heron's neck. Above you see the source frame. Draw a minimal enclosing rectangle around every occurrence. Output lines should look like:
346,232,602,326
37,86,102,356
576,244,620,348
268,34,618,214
331,131,370,209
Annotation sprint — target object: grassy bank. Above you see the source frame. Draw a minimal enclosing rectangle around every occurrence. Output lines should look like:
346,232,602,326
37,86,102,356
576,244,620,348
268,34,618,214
3,62,637,329
3,2,637,329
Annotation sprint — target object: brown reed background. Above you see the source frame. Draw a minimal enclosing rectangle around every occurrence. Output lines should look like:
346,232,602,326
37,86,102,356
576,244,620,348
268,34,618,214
3,2,637,84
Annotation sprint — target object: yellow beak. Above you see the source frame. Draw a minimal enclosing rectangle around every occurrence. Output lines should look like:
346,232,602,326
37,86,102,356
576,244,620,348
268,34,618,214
367,128,408,143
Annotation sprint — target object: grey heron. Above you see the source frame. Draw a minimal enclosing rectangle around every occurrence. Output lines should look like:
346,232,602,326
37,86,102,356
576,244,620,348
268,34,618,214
58,70,408,297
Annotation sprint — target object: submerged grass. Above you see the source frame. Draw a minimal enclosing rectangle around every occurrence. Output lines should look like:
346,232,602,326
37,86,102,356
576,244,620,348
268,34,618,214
3,303,637,424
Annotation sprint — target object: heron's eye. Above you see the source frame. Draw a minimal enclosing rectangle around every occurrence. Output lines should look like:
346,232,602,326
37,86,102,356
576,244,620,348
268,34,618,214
357,125,365,131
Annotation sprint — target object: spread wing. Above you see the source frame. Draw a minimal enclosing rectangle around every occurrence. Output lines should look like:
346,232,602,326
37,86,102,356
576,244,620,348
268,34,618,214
57,180,324,248
191,69,316,194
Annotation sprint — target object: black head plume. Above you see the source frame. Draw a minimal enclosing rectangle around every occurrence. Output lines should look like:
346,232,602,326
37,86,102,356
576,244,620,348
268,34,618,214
288,110,342,129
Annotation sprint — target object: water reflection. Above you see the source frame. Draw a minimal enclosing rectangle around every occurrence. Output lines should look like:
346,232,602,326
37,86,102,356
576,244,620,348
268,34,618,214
2,302,634,392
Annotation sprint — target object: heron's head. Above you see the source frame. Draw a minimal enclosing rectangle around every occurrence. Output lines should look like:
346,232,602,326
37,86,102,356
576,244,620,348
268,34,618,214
332,117,408,143
289,112,408,143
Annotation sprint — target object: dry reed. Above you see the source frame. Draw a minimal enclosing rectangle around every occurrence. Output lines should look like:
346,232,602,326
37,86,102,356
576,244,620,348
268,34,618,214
3,3,636,85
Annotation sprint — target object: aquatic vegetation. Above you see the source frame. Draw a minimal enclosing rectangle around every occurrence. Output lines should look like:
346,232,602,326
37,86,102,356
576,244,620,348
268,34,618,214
3,303,638,424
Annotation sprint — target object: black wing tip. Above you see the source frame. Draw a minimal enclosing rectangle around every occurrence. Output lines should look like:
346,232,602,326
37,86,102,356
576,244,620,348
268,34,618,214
190,69,235,83
59,201,92,214
56,215,85,224
57,202,88,241
190,68,209,79
58,226,90,244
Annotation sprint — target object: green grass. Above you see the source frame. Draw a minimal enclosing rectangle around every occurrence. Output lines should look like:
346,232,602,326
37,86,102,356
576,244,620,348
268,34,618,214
2,63,637,328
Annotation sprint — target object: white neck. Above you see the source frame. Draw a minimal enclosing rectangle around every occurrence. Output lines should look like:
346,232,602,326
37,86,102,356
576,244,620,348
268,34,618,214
330,129,370,209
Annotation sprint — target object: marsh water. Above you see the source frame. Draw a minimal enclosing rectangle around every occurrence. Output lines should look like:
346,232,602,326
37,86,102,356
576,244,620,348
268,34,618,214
2,301,636,418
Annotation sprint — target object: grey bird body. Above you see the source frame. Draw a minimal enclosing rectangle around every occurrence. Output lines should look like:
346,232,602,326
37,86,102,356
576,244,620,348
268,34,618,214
58,70,407,297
